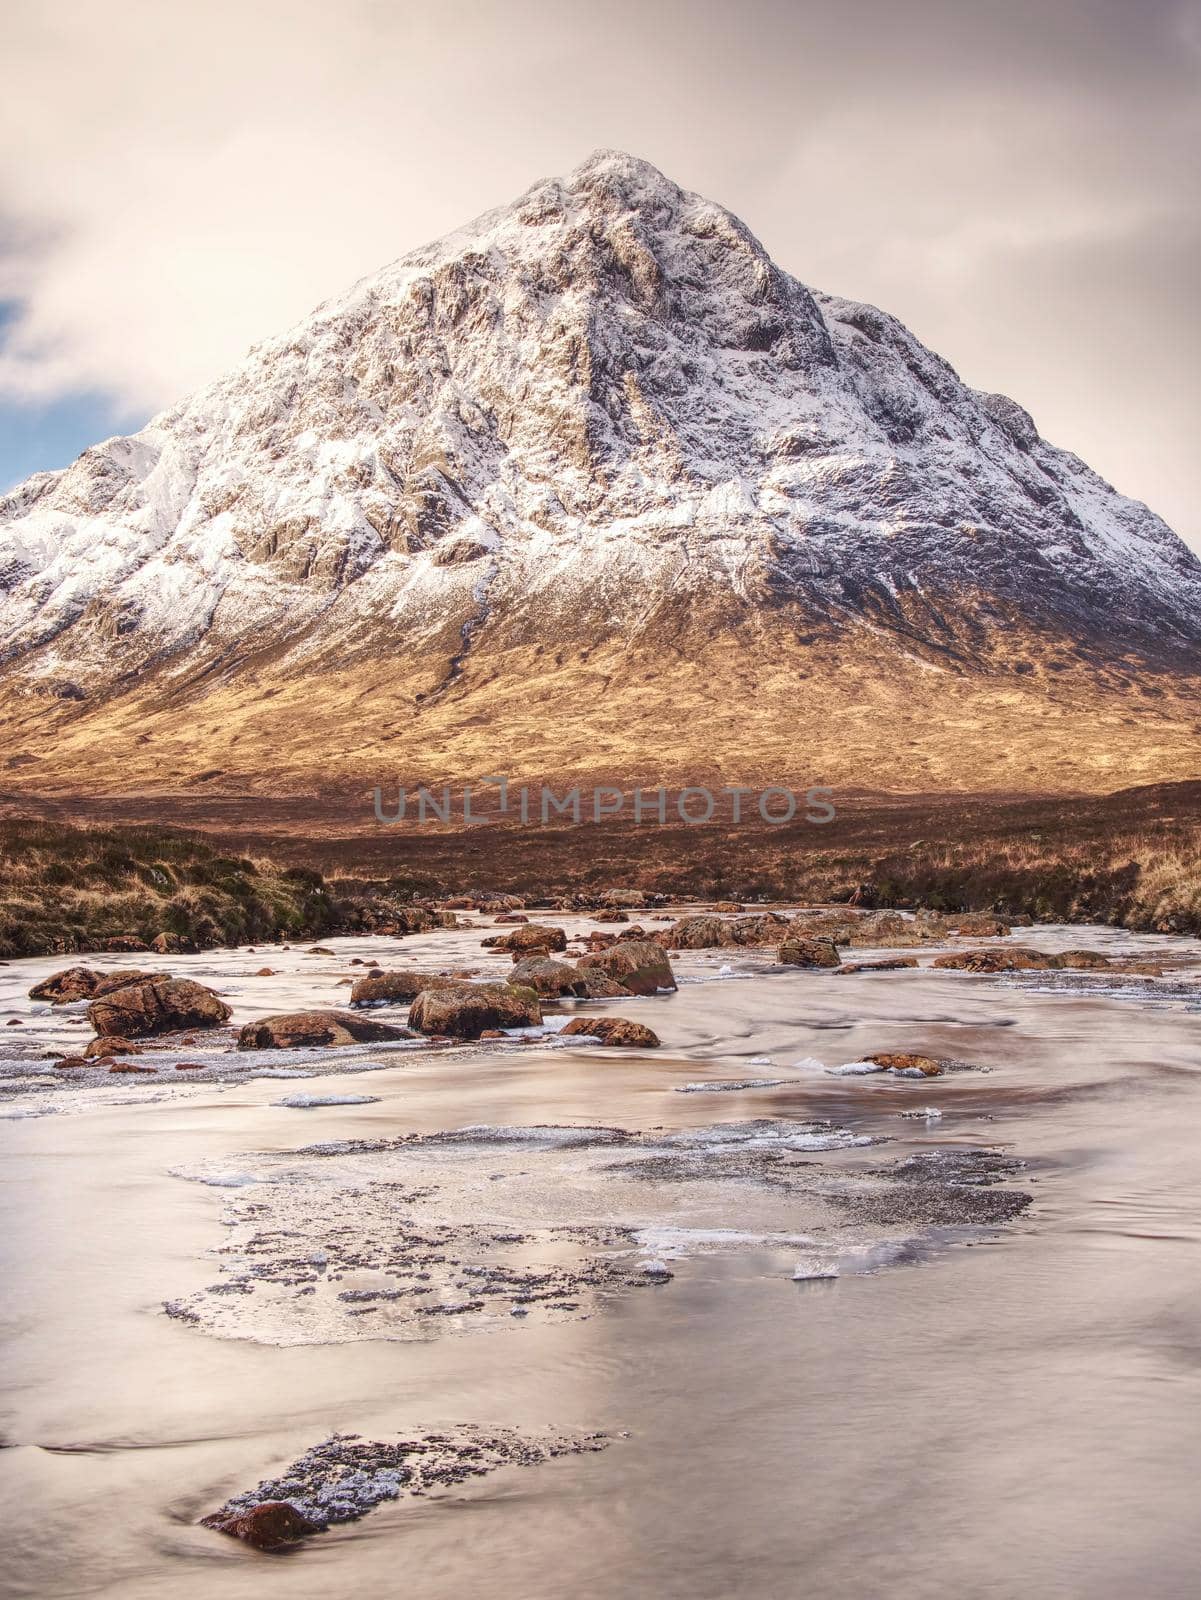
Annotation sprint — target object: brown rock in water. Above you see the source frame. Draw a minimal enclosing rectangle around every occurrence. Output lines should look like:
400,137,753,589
201,1500,323,1551
493,912,529,924
592,909,629,923
174,1061,205,1069
507,957,598,998
84,1035,141,1058
933,946,1051,973
254,967,277,977
350,972,458,1005
660,912,787,949
866,1051,958,1076
407,982,542,1038
306,945,336,955
1049,950,1112,969
108,1062,156,1074
150,931,186,954
778,937,841,969
712,901,743,913
238,1011,412,1049
834,957,920,973
105,934,149,953
575,939,676,995
29,967,168,1005
87,978,231,1038
482,924,568,954
948,915,1012,937
53,1056,89,1069
558,1016,661,1048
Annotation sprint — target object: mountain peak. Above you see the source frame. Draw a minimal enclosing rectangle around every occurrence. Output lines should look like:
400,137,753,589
1,155,1199,795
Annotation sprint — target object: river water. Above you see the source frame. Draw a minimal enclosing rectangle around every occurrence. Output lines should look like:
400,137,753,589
1,914,1200,1599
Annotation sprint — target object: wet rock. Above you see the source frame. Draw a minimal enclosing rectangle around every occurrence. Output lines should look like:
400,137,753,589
933,946,1052,973
52,1056,89,1069
83,1035,141,1058
507,957,587,997
575,939,676,995
559,1017,661,1048
104,934,149,953
1050,949,1112,970
349,972,458,1005
151,932,186,954
865,1052,964,1077
174,1062,206,1069
407,982,542,1038
948,915,1012,937
200,1500,323,1551
87,978,232,1038
482,925,568,954
238,1011,413,1049
576,968,633,998
834,957,919,973
661,913,787,949
108,1062,156,1074
29,967,168,1005
592,909,629,923
778,936,841,968
493,912,529,924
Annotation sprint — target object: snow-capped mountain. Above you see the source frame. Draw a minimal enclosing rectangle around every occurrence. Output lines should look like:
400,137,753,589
1,151,1198,795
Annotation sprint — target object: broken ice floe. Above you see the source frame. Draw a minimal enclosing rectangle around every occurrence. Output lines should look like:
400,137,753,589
274,1093,381,1108
202,1426,611,1544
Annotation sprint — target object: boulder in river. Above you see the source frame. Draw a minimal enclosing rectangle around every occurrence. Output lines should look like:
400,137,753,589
349,972,458,1005
933,946,1052,973
661,913,788,949
558,1017,661,1048
834,958,920,973
201,1501,323,1551
575,939,676,995
83,1035,141,1058
87,978,231,1038
866,1051,963,1077
238,1011,413,1049
777,937,842,969
507,957,593,997
29,967,168,1005
482,924,568,954
407,982,542,1038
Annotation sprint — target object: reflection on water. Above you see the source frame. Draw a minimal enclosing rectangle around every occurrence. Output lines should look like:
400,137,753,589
1,915,1200,1598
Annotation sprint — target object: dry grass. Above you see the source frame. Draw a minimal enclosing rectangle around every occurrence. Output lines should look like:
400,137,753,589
0,819,338,957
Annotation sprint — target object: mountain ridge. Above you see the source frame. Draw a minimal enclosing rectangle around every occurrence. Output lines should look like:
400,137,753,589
1,149,1198,798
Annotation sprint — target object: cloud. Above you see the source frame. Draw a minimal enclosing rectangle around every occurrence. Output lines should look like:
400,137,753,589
2,0,1199,546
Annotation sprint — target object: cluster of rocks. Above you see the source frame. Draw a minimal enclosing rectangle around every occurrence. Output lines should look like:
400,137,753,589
348,929,676,1045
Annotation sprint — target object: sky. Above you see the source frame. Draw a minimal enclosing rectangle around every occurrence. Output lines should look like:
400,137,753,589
2,0,1199,551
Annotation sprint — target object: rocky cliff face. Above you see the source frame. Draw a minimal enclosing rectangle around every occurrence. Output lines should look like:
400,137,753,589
1,151,1198,796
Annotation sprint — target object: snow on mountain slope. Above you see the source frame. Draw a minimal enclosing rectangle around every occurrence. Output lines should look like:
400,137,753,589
3,148,1199,695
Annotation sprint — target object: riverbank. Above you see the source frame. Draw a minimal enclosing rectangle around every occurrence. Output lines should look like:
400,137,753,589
2,908,1200,1596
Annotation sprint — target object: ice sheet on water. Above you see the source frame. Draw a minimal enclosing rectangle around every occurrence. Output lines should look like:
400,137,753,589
274,1093,381,1108
793,1258,840,1281
648,1118,871,1152
674,1079,787,1093
171,1167,266,1188
635,1226,817,1259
